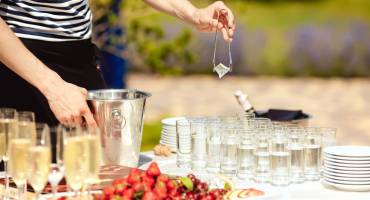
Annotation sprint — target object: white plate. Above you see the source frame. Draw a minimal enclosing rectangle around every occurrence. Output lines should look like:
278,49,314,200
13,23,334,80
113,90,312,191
323,172,370,182
162,127,177,131
324,155,370,163
323,166,370,175
324,164,370,171
322,179,370,192
324,146,370,157
324,160,370,168
323,176,370,185
161,117,186,126
324,169,370,178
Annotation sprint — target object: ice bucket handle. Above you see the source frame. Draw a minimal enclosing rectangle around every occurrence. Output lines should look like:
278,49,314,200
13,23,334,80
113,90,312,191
111,109,126,129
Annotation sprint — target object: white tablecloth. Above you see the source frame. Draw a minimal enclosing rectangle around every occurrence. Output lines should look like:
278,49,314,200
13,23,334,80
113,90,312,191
138,152,370,200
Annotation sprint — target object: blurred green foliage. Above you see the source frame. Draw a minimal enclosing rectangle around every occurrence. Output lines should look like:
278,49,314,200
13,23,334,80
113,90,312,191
121,1,196,75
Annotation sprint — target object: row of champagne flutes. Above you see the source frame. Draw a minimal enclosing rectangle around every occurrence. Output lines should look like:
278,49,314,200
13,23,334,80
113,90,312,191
176,113,336,186
0,108,101,199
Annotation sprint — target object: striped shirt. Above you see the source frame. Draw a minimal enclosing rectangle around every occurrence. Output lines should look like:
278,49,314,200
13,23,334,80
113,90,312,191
0,0,92,42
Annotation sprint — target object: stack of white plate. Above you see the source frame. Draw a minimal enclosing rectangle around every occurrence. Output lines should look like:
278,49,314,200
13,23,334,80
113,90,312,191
322,146,370,192
159,117,185,152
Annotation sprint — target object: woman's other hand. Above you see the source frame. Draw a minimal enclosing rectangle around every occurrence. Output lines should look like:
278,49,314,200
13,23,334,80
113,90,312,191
191,1,235,42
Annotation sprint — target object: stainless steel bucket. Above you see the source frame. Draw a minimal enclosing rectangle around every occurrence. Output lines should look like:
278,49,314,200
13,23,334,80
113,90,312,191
87,89,151,167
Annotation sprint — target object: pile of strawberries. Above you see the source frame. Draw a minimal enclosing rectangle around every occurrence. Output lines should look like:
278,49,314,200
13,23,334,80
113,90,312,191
95,162,229,200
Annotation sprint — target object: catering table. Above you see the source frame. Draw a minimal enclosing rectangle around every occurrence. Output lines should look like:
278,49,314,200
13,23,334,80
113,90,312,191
139,151,370,200
1,152,369,199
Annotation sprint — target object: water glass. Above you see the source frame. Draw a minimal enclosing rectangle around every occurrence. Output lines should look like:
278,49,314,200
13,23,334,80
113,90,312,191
205,119,221,173
220,126,238,176
320,127,336,149
237,128,256,180
253,118,272,183
304,127,322,181
270,125,290,186
190,118,207,171
176,119,192,169
287,126,306,183
27,123,51,199
0,108,17,198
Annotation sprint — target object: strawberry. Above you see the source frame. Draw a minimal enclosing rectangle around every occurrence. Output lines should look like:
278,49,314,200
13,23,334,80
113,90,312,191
157,174,169,183
154,181,167,199
146,162,161,178
123,188,134,199
127,168,142,185
141,173,155,188
114,184,126,196
142,191,160,200
166,180,178,191
103,186,114,197
113,177,128,186
132,182,145,193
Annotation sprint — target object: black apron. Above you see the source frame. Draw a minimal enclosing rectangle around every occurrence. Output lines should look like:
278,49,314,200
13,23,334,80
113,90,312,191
0,38,106,168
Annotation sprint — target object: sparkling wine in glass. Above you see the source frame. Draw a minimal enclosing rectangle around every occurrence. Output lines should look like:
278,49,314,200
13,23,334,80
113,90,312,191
48,125,65,199
84,127,101,198
0,108,18,199
27,123,51,200
63,126,88,198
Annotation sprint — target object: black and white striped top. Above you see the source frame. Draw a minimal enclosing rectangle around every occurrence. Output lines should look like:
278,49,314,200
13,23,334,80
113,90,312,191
0,0,92,42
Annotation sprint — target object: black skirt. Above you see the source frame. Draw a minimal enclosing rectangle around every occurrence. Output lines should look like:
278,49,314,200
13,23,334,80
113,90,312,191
0,38,106,168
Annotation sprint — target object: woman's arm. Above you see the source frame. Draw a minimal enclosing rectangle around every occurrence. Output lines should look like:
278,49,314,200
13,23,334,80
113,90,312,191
0,18,96,127
143,0,235,42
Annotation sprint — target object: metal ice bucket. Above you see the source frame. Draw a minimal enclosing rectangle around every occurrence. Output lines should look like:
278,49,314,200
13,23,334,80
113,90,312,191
87,89,151,167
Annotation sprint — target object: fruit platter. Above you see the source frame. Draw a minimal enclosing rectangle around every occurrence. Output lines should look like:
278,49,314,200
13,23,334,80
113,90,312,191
58,162,265,200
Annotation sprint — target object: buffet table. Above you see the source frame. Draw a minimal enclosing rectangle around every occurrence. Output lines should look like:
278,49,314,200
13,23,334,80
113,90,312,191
139,151,370,200
1,152,369,200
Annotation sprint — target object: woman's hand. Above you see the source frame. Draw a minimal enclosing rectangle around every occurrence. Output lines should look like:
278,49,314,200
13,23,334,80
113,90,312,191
41,75,96,128
191,1,235,42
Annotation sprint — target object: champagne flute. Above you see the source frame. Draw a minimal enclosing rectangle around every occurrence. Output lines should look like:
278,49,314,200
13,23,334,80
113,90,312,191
63,126,88,198
27,123,51,200
0,108,18,199
8,111,34,200
17,111,36,142
48,125,65,200
83,127,101,198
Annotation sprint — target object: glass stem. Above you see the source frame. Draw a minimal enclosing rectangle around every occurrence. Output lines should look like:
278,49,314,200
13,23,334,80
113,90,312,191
4,161,8,198
35,191,40,200
51,185,57,200
17,184,25,200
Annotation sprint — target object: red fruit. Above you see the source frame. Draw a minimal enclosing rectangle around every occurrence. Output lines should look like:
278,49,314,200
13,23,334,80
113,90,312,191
113,177,128,186
166,180,178,191
141,174,155,188
168,189,179,198
127,168,142,185
123,188,134,199
146,162,161,177
103,186,114,197
157,174,169,183
154,181,167,199
132,182,145,192
114,184,126,196
142,191,160,200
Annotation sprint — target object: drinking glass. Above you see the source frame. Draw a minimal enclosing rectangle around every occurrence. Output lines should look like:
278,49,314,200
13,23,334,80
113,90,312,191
205,118,221,173
304,127,322,181
17,111,36,142
237,127,256,180
63,126,88,198
0,108,17,199
8,113,32,200
320,127,336,150
253,118,272,183
270,125,290,186
287,126,305,183
190,118,207,171
176,119,192,169
27,123,51,199
83,127,101,197
220,126,238,176
48,125,65,200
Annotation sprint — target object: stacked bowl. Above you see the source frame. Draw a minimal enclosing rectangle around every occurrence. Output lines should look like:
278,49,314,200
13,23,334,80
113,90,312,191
322,146,370,192
159,117,185,152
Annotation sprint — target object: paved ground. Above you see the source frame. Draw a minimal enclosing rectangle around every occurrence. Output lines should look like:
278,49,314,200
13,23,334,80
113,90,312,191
127,74,370,146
